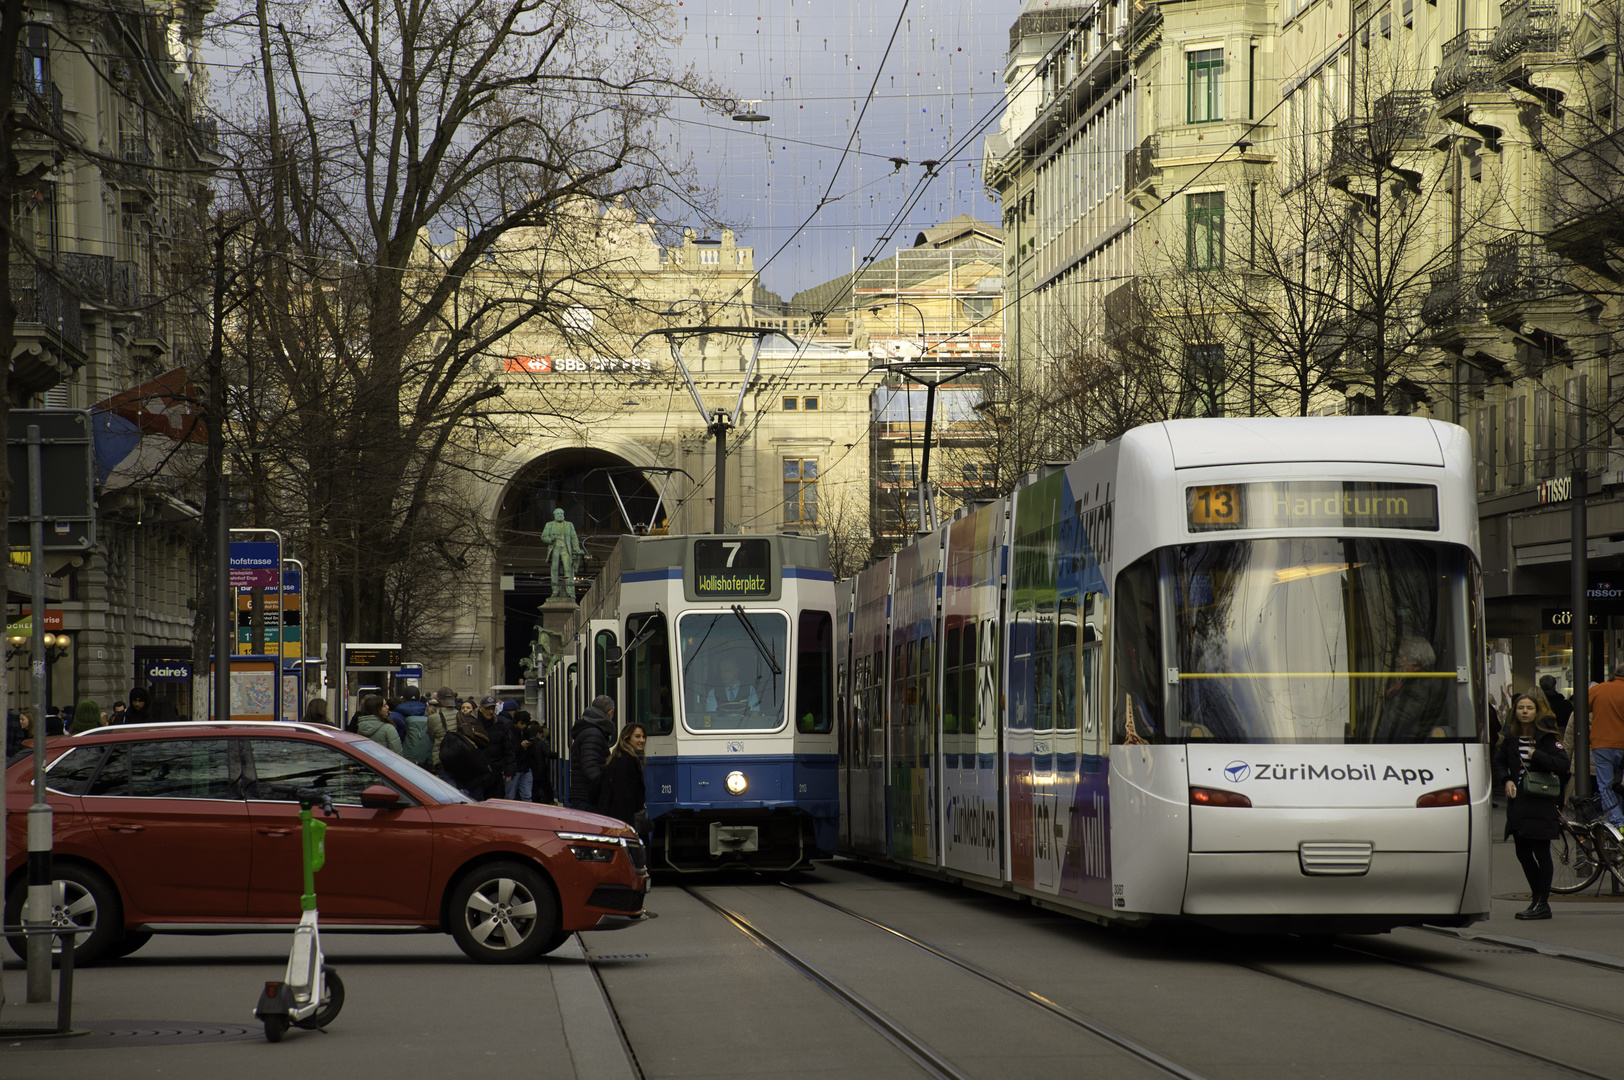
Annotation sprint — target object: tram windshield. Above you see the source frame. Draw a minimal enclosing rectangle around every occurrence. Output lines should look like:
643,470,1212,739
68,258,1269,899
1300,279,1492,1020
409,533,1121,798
1117,538,1482,744
678,610,789,732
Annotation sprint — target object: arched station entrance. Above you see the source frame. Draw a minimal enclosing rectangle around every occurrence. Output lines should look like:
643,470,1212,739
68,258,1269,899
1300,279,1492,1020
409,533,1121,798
494,448,670,683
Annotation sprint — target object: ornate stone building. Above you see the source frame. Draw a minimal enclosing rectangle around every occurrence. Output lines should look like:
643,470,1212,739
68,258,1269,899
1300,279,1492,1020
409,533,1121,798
8,0,217,712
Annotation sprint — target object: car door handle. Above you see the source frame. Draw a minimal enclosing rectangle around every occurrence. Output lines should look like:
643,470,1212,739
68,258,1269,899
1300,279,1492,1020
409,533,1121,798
255,827,293,837
105,823,145,833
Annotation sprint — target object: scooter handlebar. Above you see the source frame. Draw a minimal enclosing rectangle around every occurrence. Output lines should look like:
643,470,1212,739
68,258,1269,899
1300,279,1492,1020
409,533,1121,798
294,787,339,817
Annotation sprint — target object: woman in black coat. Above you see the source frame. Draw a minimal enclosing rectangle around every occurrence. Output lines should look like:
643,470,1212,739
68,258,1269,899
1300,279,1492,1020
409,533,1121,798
1495,689,1571,920
596,723,647,831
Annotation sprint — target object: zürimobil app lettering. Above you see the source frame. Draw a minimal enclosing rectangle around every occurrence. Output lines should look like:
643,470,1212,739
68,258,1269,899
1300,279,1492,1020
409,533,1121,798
1224,759,1438,785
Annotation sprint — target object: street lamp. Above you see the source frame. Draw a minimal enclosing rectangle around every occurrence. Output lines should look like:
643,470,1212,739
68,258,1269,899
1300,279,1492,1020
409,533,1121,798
869,301,928,358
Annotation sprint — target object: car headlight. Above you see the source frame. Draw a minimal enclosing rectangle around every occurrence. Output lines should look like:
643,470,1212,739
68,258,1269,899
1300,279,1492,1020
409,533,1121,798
725,771,748,795
567,845,616,862
557,831,626,862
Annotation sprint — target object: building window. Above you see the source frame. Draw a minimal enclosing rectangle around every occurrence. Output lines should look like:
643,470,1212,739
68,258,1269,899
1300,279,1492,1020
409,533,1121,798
962,463,993,484
880,461,920,485
1188,48,1224,124
803,396,819,411
1187,192,1225,270
783,396,799,411
784,458,819,525
960,296,995,322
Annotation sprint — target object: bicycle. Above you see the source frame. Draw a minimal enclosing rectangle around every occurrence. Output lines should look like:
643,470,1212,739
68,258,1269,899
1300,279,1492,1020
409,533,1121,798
1550,794,1624,895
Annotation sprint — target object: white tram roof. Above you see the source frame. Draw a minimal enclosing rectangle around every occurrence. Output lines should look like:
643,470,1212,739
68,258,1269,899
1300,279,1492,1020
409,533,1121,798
1147,417,1451,470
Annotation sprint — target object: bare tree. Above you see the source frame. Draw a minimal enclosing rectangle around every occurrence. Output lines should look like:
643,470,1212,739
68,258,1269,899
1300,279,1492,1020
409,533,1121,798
217,0,729,648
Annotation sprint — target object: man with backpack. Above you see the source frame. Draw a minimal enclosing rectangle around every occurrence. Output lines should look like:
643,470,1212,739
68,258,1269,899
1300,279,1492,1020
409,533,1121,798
569,696,616,810
425,687,461,779
394,685,432,769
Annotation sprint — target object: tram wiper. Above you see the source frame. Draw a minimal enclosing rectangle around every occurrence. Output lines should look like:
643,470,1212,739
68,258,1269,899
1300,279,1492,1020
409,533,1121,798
731,604,783,676
625,608,663,655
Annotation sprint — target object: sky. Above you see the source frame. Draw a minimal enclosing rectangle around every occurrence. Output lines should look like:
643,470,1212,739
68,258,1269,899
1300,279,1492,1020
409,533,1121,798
660,0,1013,300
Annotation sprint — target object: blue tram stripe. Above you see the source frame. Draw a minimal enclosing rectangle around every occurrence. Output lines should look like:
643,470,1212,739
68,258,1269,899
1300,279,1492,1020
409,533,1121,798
624,568,682,582
624,567,831,583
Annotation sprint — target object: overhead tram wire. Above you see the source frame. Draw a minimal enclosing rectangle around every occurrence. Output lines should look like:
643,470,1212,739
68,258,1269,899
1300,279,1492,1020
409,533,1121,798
666,12,1096,517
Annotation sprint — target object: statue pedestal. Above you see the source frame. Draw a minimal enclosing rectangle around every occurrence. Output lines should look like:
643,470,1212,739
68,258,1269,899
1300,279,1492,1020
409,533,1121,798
539,597,577,645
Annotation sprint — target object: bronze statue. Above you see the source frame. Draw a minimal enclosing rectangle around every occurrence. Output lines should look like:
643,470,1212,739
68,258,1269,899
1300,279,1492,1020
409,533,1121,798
541,508,584,598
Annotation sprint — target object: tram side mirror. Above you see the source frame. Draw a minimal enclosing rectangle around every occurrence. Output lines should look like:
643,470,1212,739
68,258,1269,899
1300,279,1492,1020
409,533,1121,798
604,645,624,680
360,785,404,809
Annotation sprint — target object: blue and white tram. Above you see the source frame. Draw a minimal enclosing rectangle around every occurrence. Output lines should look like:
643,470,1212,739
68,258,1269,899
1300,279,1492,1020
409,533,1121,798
548,533,839,871
837,417,1491,932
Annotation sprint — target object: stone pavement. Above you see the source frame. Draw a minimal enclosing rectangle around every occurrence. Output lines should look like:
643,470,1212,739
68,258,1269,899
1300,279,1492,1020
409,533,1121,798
1453,804,1624,969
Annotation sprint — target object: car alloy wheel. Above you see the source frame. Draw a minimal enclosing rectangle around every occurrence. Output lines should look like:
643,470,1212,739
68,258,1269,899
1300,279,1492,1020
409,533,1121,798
4,864,122,966
448,861,559,963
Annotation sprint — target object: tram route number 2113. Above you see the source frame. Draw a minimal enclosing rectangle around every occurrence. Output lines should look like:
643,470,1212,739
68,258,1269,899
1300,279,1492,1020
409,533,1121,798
1188,484,1243,528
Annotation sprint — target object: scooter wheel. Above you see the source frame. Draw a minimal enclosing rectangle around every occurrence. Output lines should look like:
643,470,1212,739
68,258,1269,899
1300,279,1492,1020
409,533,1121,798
263,1015,288,1043
298,967,345,1030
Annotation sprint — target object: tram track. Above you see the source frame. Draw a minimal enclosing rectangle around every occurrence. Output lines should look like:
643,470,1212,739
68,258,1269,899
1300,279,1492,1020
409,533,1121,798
1324,937,1624,1028
685,883,1212,1080
766,871,1621,1080
1223,956,1617,1080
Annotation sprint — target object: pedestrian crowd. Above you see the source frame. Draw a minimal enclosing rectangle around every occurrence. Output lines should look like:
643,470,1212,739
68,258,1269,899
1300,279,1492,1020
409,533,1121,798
5,687,179,755
331,686,560,808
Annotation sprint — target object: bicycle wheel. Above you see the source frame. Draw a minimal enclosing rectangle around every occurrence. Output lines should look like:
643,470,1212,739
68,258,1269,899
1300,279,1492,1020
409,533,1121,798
1549,819,1604,894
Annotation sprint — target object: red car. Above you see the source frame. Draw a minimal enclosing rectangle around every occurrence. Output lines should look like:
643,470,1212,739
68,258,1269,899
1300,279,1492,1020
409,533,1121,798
4,721,651,964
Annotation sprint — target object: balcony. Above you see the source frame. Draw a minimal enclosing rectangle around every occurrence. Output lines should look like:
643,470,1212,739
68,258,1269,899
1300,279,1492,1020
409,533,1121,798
10,260,87,399
105,138,157,199
10,75,64,137
1546,131,1624,265
1420,262,1487,331
1492,0,1575,61
129,296,171,361
1432,30,1497,104
1480,237,1556,305
54,253,143,310
189,116,220,156
1124,138,1159,197
1103,278,1146,337
1328,96,1432,189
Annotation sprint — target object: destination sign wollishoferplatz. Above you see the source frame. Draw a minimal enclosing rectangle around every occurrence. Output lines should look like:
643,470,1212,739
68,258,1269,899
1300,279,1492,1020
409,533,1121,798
692,538,773,597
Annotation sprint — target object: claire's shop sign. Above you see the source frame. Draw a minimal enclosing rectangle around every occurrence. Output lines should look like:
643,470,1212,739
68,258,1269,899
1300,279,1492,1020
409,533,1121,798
144,659,192,682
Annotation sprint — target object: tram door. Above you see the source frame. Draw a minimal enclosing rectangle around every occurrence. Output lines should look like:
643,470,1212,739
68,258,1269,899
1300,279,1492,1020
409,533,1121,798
588,620,620,715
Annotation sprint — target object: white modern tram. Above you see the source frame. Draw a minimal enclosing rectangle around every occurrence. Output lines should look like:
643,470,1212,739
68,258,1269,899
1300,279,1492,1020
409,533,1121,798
838,417,1490,932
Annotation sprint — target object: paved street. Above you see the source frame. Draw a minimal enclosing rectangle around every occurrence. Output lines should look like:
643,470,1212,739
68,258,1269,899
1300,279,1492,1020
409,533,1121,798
5,812,1624,1080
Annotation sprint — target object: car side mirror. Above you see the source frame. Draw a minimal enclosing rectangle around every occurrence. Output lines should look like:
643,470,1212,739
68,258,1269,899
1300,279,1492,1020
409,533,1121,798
360,784,404,809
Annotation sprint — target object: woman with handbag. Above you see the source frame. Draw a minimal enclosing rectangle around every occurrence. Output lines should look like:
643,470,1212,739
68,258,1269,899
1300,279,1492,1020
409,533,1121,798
597,723,647,837
1495,689,1572,920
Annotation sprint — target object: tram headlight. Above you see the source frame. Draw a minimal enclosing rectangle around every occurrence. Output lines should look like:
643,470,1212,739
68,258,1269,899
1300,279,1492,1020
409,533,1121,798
725,771,748,796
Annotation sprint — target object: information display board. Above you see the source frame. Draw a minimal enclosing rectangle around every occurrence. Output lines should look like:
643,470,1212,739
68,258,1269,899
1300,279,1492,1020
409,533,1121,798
344,645,403,668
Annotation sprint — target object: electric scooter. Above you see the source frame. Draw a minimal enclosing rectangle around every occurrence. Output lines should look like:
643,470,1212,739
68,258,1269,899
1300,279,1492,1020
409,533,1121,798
254,786,345,1042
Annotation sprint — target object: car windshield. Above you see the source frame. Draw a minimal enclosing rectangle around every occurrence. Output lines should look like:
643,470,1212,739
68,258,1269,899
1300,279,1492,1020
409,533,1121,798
349,740,471,803
1154,537,1481,744
678,610,789,732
